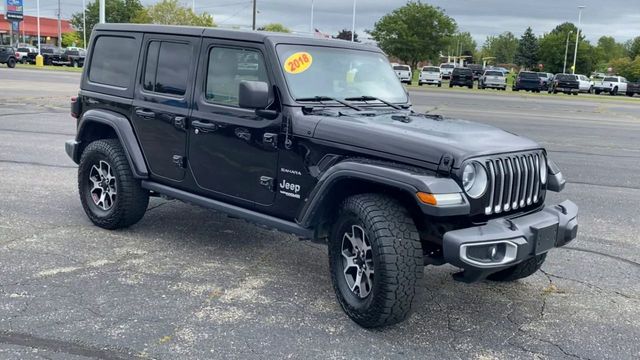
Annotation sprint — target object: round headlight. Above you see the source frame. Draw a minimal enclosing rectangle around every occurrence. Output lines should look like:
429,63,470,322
462,162,488,199
540,154,548,184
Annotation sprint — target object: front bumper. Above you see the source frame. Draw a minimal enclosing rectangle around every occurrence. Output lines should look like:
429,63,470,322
442,200,578,282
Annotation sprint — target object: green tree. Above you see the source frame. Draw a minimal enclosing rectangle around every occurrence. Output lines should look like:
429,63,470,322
515,27,539,69
596,36,626,63
609,56,640,81
482,32,519,64
62,31,82,48
70,0,144,44
257,23,290,33
537,22,596,74
368,1,457,68
447,32,476,59
625,37,640,59
133,0,214,26
335,29,359,42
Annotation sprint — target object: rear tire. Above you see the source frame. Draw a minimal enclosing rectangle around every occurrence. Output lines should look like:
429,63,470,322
7,58,16,68
78,139,149,230
329,194,423,328
488,254,547,282
611,87,618,96
595,89,601,95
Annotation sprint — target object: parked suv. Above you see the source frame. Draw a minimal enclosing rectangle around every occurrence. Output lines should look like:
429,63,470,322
536,72,554,91
16,46,37,63
418,66,442,86
66,24,578,328
393,64,412,84
0,46,17,68
449,67,474,88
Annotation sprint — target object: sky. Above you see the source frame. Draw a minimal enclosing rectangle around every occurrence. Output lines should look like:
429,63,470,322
4,0,639,45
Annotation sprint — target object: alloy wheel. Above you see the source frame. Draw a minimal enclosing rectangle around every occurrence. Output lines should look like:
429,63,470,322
89,160,117,211
341,225,374,298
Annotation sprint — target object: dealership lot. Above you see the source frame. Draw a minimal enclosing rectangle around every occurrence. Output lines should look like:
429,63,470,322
0,67,639,359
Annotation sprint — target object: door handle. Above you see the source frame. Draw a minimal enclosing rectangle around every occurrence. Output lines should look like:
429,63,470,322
135,108,156,118
191,120,218,133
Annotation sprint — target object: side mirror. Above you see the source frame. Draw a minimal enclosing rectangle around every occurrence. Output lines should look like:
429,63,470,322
239,80,270,109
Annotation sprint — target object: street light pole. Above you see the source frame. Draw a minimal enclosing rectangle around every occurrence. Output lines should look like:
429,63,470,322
99,0,105,24
571,6,585,74
252,0,257,30
351,0,356,42
82,0,86,47
310,0,314,33
563,30,573,73
36,0,41,54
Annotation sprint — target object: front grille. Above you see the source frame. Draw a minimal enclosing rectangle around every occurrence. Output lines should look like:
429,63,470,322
483,152,543,215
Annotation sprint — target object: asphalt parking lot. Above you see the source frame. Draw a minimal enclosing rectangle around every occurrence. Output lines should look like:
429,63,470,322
0,67,639,359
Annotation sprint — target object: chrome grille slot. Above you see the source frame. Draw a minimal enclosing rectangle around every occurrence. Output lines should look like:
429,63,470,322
482,151,543,215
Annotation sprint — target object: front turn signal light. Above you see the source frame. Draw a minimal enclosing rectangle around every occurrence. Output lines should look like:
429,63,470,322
416,192,464,206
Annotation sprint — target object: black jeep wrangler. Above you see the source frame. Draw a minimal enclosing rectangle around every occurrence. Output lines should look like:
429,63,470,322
65,24,578,328
0,45,17,68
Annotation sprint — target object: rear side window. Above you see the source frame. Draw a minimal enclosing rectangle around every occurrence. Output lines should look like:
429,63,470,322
89,36,137,88
143,41,191,96
205,47,268,107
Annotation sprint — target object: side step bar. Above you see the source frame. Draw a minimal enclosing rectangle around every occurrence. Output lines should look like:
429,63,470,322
141,181,314,239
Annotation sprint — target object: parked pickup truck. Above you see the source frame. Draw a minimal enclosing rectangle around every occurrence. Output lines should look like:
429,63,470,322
27,47,63,65
54,49,86,67
593,76,628,96
626,82,640,97
552,74,579,95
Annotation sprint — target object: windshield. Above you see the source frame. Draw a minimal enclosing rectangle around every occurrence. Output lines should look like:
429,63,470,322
277,44,408,104
485,71,503,76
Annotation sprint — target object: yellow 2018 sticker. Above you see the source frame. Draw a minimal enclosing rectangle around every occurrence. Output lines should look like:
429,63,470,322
284,52,313,74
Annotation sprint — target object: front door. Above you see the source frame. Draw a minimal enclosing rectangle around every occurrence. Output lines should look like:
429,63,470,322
188,40,280,206
131,34,201,182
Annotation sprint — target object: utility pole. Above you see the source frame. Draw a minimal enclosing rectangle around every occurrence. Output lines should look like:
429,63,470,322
310,0,314,33
252,0,257,30
37,0,41,53
351,0,356,42
99,0,105,24
563,30,573,73
572,6,585,74
57,0,62,48
192,0,195,13
82,0,86,47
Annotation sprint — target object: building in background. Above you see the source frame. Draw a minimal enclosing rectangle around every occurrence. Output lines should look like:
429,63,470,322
1,14,73,46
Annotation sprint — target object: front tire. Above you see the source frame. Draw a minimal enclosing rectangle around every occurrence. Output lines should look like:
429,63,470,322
7,58,16,68
329,194,423,328
488,253,547,282
78,139,149,230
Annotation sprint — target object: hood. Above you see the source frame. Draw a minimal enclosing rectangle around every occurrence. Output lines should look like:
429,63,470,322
312,111,541,167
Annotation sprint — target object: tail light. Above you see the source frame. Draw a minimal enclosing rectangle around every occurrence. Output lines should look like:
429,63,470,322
70,96,80,119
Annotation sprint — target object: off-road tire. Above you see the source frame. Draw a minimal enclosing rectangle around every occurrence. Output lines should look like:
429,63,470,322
487,253,547,282
437,83,442,88
611,87,618,96
7,58,16,68
595,89,601,95
329,194,423,328
78,139,149,229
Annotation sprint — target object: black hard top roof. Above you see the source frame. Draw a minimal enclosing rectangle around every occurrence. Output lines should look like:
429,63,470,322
93,23,382,52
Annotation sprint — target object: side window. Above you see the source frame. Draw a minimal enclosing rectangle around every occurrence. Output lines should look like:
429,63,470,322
205,47,268,107
143,41,190,96
89,36,137,88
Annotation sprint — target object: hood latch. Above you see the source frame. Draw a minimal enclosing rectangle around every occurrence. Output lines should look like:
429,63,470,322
437,154,454,176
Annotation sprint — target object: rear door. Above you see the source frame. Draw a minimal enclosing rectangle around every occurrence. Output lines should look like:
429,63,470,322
132,34,201,183
187,39,280,206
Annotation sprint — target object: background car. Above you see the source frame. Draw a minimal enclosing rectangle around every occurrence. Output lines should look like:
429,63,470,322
393,64,413,84
537,72,554,91
626,81,640,97
595,76,628,95
467,63,484,81
16,46,37,64
0,45,17,68
479,69,507,90
513,71,544,92
439,62,456,79
419,66,442,87
576,74,593,93
449,67,474,88
552,74,580,95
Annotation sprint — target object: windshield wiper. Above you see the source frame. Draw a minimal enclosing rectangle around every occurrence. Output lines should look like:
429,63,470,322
344,96,403,110
296,96,363,111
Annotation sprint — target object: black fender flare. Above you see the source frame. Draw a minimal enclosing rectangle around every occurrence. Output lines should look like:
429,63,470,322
297,160,468,228
76,109,149,178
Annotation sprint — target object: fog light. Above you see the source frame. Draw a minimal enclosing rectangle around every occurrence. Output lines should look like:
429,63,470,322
459,240,519,267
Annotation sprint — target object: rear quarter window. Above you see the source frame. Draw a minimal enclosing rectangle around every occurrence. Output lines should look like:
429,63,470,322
89,36,138,89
